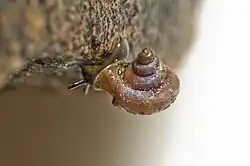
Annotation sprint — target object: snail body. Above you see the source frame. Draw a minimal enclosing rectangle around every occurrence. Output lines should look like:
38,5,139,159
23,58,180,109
79,37,130,84
68,37,129,91
93,48,180,115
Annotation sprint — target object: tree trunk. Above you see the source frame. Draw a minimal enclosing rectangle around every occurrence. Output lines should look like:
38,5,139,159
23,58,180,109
0,0,202,91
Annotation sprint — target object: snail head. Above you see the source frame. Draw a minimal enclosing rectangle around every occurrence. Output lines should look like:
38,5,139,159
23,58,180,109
68,36,130,91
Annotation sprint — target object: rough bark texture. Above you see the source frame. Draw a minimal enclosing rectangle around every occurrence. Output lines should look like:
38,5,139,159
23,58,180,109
0,0,202,91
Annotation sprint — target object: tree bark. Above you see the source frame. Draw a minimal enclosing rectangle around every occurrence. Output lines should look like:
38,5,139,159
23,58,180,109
0,0,202,91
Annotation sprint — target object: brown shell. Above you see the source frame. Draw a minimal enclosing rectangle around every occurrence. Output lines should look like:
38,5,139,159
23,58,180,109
92,59,180,115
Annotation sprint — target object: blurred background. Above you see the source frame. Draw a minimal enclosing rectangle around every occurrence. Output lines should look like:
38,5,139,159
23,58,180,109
0,0,250,166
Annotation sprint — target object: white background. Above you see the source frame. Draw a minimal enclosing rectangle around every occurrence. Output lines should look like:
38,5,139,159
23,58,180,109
164,0,250,165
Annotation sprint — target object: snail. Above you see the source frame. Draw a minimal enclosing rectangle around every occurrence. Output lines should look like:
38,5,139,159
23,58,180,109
92,48,180,115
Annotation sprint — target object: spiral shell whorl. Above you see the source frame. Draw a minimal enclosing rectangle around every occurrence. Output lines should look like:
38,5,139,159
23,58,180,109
124,48,167,91
132,48,156,76
92,48,180,115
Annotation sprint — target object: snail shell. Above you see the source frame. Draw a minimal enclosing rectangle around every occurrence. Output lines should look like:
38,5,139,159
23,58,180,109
92,48,180,115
